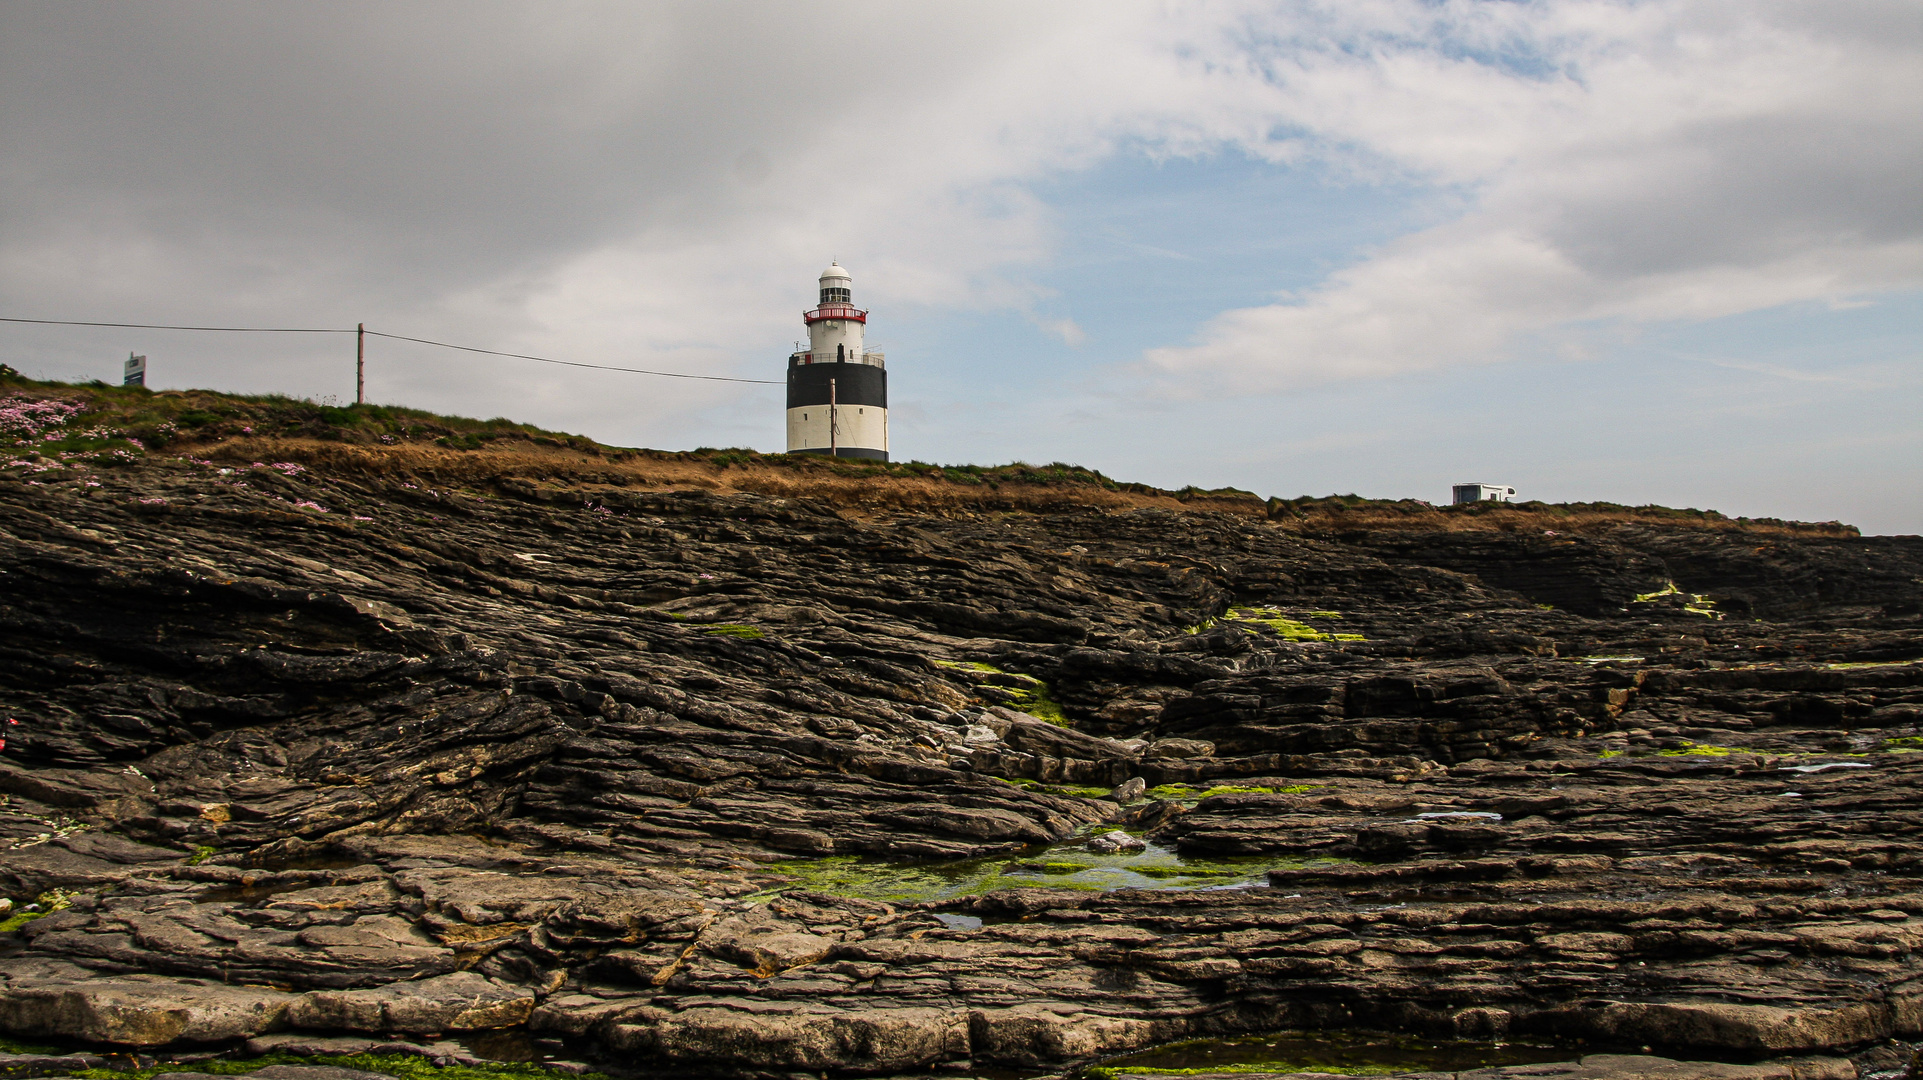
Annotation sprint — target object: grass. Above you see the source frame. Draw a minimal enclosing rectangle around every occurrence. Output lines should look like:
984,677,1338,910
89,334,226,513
1004,778,1114,798
743,854,1103,905
1219,607,1366,643
0,373,1862,537
62,1052,607,1080
1006,679,1069,726
0,890,72,933
747,839,1316,904
1631,582,1723,619
0,372,605,458
1147,783,1317,800
698,624,765,639
1270,492,1858,537
934,660,1070,726
1656,742,1739,757
934,659,1005,673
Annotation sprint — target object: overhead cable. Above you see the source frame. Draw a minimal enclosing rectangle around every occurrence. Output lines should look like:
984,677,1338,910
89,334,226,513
0,316,352,333
363,330,781,384
0,316,781,385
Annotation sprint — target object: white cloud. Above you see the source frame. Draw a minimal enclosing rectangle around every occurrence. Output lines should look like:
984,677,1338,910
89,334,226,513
2,0,1916,434
1030,316,1088,348
1143,0,1923,391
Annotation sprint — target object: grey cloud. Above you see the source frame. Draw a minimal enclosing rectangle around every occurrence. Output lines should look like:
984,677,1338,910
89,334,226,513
1542,114,1923,280
0,3,1040,305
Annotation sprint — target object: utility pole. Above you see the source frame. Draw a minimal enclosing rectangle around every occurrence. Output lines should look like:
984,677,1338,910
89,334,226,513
828,377,838,458
355,323,365,406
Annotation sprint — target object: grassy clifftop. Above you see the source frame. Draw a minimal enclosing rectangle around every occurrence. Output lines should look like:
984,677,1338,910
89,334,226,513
0,367,1856,535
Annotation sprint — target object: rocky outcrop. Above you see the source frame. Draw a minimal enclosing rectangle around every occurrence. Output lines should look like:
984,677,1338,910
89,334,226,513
2,442,1921,1078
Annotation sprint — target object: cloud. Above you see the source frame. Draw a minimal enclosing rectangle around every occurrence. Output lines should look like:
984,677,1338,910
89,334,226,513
1,0,1916,436
0,2,1236,437
1031,316,1087,348
1143,0,1923,391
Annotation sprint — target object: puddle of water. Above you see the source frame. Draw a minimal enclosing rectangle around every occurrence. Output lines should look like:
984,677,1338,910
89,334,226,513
238,855,367,873
191,881,322,905
754,835,1346,905
457,1028,571,1064
1088,1031,1576,1078
1412,811,1503,822
1779,762,1874,773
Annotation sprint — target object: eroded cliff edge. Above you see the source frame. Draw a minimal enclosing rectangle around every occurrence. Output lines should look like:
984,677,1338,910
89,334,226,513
1,386,1920,1079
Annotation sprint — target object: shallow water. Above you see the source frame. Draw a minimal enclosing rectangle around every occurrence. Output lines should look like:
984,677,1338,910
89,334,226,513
756,834,1346,905
457,1028,570,1063
1088,1030,1579,1077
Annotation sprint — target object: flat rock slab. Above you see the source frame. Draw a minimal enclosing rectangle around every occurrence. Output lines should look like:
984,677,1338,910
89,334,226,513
286,972,536,1035
241,1035,433,1057
0,1053,111,1079
0,972,294,1046
250,1067,401,1080
1105,1055,1858,1080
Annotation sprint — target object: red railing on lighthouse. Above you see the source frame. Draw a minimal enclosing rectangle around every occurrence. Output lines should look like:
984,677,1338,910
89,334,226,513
804,303,868,324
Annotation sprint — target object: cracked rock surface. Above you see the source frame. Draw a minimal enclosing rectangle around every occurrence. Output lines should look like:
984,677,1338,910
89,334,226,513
2,449,1921,1079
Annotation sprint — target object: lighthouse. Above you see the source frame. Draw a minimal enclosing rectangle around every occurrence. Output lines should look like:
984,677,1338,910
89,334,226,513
786,263,888,460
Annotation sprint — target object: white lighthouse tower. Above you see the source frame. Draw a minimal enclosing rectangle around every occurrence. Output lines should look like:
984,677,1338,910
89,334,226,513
786,263,888,460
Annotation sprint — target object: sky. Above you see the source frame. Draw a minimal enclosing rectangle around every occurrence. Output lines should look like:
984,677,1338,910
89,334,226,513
2,1,1919,532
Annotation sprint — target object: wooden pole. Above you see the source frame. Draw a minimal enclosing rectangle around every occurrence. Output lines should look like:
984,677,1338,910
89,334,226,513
829,377,838,458
355,323,365,405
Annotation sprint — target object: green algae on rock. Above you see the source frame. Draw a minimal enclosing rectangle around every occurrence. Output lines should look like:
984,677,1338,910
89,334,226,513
747,835,1304,904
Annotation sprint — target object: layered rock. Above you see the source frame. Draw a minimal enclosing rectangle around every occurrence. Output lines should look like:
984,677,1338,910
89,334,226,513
1,446,1920,1078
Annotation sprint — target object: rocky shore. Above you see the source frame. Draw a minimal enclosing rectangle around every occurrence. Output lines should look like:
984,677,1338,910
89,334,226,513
2,389,1920,1080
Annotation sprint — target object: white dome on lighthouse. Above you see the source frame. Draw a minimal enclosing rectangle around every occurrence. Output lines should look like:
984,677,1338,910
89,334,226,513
819,263,851,283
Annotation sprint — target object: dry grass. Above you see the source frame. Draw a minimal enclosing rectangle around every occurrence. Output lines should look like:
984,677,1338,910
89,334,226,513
0,374,1854,536
1277,503,1859,538
184,436,1859,536
192,437,1270,517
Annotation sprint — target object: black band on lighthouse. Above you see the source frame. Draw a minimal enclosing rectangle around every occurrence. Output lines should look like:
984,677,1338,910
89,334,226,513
787,362,886,409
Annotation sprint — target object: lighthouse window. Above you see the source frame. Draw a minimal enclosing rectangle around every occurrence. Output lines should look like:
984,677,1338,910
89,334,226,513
821,287,851,304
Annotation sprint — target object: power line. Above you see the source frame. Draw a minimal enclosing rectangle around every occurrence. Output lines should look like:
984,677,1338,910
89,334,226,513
0,316,352,333
0,315,782,386
363,330,781,384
